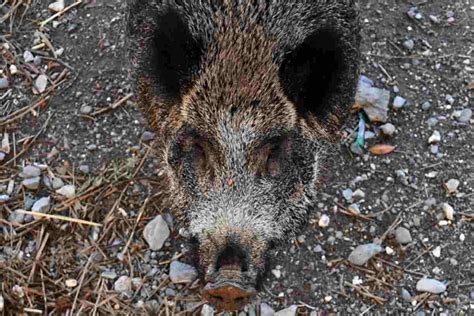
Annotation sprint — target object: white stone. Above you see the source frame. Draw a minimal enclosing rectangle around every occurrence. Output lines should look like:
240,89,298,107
23,50,34,62
275,305,298,316
432,246,441,258
35,75,48,93
143,215,170,251
0,294,3,312
22,177,40,190
260,303,275,316
348,243,383,266
444,179,460,194
9,209,25,224
385,246,395,255
395,227,412,244
416,278,447,294
442,203,454,221
65,279,78,288
56,184,76,198
48,0,65,12
32,197,51,214
428,131,441,144
271,269,281,279
169,261,198,284
114,276,132,293
318,214,330,227
380,123,396,136
201,304,215,316
20,165,41,178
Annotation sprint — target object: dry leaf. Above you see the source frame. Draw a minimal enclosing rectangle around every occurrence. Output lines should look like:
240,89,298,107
369,144,395,155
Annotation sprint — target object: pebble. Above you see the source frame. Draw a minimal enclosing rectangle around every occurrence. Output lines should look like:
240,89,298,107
51,177,65,189
79,165,90,174
0,152,5,161
48,0,65,12
427,117,438,127
401,288,412,302
143,215,170,251
347,203,360,215
393,96,407,109
8,210,25,224
80,104,92,114
457,109,472,122
364,131,376,139
380,123,396,136
260,303,275,316
101,270,117,280
444,179,460,194
0,294,3,312
318,214,330,227
350,142,364,156
442,203,454,220
65,279,78,288
35,75,48,93
87,144,97,151
23,50,34,62
169,261,198,284
342,188,353,201
395,227,412,244
20,165,41,178
275,305,298,316
356,86,391,123
272,269,282,279
142,131,156,141
0,78,9,89
403,39,415,50
432,246,441,258
421,101,432,111
201,304,215,316
114,276,132,293
22,177,41,190
352,189,365,199
428,131,441,144
32,197,51,214
0,194,10,203
56,185,76,198
445,94,455,105
430,145,439,155
416,278,447,294
348,243,383,266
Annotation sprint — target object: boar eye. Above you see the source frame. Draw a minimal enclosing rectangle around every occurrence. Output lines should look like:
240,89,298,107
254,137,287,178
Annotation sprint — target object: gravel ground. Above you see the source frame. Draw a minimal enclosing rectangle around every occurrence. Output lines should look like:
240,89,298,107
1,0,473,315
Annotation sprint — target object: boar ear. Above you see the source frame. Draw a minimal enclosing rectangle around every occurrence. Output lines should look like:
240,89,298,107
128,4,204,101
279,26,359,125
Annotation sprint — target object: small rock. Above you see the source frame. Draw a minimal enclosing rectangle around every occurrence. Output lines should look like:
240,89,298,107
80,104,92,114
395,227,412,244
114,276,132,293
23,51,34,62
79,165,90,174
348,243,383,266
142,131,156,141
31,197,51,214
385,246,395,255
444,179,460,194
51,177,65,189
445,94,455,105
0,78,9,89
429,15,440,23
352,189,365,199
143,215,170,251
430,145,439,155
403,39,415,50
0,194,10,203
318,214,330,227
65,279,78,288
20,165,41,178
169,261,198,284
347,203,360,215
432,246,441,258
56,185,76,198
350,142,364,156
393,96,407,109
401,288,412,302
421,101,432,111
356,86,391,123
342,188,353,201
380,123,396,136
416,278,447,294
272,269,282,279
101,271,117,280
428,131,441,144
275,305,298,316
87,144,97,151
442,203,454,221
201,304,215,316
260,303,275,316
48,0,65,12
457,109,472,122
35,75,48,93
9,210,25,224
0,294,3,311
427,117,438,127
22,177,40,190
364,131,376,139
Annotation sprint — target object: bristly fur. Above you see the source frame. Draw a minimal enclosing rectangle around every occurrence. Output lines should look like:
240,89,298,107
126,0,360,291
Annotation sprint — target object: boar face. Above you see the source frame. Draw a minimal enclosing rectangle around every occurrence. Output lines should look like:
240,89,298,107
127,0,360,311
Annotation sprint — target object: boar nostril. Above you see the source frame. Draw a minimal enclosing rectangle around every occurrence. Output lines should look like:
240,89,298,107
216,244,248,272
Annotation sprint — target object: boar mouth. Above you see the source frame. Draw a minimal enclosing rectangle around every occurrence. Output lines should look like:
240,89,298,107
201,280,257,311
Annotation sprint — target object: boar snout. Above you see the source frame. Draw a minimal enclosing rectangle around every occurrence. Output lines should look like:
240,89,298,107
201,244,257,311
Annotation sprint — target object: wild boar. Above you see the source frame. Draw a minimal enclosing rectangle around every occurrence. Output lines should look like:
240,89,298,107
126,0,360,311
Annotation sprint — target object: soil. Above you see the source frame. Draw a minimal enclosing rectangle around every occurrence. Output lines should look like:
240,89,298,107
1,0,472,315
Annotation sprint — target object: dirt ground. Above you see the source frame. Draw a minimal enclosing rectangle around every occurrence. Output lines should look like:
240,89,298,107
1,0,473,315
